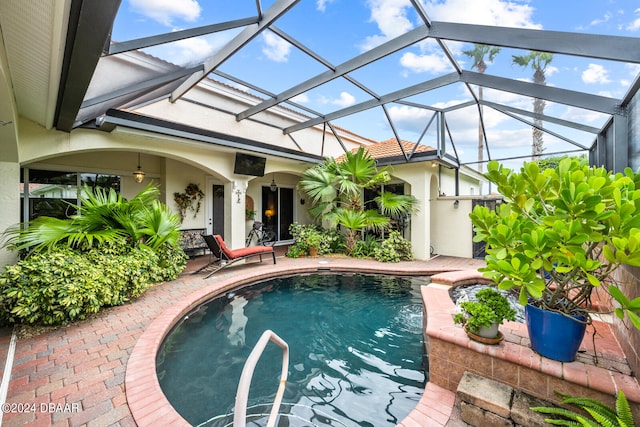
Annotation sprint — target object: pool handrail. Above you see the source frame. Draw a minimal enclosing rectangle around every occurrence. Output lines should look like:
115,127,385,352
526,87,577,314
233,329,289,427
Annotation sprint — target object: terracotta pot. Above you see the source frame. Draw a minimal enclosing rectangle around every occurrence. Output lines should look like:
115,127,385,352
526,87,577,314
465,326,504,345
308,247,319,257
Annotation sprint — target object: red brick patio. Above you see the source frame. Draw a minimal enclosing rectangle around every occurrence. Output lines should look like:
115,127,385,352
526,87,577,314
0,253,634,426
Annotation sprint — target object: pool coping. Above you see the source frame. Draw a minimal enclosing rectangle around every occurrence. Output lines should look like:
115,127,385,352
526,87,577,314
125,260,464,427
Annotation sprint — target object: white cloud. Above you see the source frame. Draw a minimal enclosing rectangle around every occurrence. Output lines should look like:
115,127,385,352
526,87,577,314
561,107,608,125
589,12,612,27
149,32,236,66
330,92,356,107
424,0,541,29
262,32,292,62
360,0,540,51
291,93,310,104
545,66,559,77
130,0,201,26
387,105,432,131
360,0,414,50
400,52,451,74
316,0,336,12
626,8,640,31
582,64,611,84
627,63,640,75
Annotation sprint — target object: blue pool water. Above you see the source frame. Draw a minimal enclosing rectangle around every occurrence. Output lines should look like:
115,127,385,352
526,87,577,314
156,273,429,426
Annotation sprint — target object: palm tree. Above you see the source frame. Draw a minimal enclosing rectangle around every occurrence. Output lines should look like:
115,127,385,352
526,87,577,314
2,184,181,253
463,44,501,173
512,51,553,159
298,147,417,254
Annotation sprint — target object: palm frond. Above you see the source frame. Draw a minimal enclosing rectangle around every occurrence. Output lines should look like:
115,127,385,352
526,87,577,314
139,201,181,249
298,167,338,205
374,192,419,218
531,391,635,427
362,209,391,232
615,391,634,427
2,183,178,254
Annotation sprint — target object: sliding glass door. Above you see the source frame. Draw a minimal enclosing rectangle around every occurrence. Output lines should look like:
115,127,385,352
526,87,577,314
261,186,293,242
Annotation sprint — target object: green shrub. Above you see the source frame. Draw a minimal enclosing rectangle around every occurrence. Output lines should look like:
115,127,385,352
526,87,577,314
287,222,345,257
285,244,306,258
374,230,413,263
453,288,516,335
153,242,188,282
321,228,345,255
351,234,380,258
0,241,186,325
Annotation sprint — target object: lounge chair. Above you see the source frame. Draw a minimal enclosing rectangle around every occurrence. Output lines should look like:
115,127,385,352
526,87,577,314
193,234,276,278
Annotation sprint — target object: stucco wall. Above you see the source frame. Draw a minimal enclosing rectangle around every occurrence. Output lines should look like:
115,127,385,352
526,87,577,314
438,166,483,197
430,197,474,258
388,162,433,260
0,161,19,267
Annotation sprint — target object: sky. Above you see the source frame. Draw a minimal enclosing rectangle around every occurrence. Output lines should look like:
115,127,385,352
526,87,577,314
110,0,640,169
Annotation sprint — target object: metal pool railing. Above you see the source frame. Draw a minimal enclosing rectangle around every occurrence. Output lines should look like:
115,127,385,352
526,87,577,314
233,329,289,427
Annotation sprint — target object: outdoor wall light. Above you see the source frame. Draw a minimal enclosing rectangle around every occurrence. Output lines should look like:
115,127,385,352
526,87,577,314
133,153,145,183
270,173,278,192
233,181,248,204
453,200,459,209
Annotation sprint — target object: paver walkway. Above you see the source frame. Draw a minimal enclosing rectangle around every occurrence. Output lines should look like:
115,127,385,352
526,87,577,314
0,252,484,427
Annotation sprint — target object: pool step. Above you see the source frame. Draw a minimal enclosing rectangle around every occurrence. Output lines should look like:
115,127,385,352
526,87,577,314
198,403,349,427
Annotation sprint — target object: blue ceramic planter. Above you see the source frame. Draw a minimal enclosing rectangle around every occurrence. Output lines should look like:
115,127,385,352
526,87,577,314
525,304,587,362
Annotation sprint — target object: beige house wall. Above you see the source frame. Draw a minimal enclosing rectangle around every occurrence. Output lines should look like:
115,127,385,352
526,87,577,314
0,78,483,266
430,197,474,258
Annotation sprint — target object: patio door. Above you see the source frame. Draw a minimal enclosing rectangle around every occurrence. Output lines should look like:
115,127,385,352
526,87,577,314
261,186,293,242
209,184,224,238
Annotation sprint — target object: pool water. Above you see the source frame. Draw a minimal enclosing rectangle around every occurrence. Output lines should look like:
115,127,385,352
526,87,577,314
157,273,429,426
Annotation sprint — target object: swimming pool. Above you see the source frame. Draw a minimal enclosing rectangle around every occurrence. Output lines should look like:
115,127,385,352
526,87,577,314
156,273,429,426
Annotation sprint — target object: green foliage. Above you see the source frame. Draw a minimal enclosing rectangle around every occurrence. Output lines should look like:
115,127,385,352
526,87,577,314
2,184,181,253
453,288,516,335
0,181,186,326
463,44,501,73
537,155,588,172
335,208,388,255
297,147,418,254
530,390,635,427
287,222,343,257
373,230,413,263
351,234,381,258
285,244,306,258
0,241,186,325
173,183,205,222
470,159,640,328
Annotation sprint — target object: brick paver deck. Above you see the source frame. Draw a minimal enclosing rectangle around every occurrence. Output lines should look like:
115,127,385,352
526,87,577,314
0,253,485,427
5,251,631,426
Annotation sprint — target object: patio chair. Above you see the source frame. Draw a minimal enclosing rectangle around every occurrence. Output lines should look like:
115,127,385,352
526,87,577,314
193,234,276,278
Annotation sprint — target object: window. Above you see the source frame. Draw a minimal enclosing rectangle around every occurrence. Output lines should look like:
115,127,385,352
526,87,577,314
21,169,121,221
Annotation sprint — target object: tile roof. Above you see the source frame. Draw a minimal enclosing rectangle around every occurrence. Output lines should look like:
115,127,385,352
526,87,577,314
338,138,436,160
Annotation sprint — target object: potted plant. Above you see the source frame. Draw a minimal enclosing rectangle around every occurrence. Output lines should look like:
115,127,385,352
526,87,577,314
305,230,322,257
173,183,205,222
453,288,516,343
245,208,256,221
470,159,640,361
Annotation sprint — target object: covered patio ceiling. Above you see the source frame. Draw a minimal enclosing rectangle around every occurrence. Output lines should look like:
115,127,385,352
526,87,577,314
4,1,640,171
